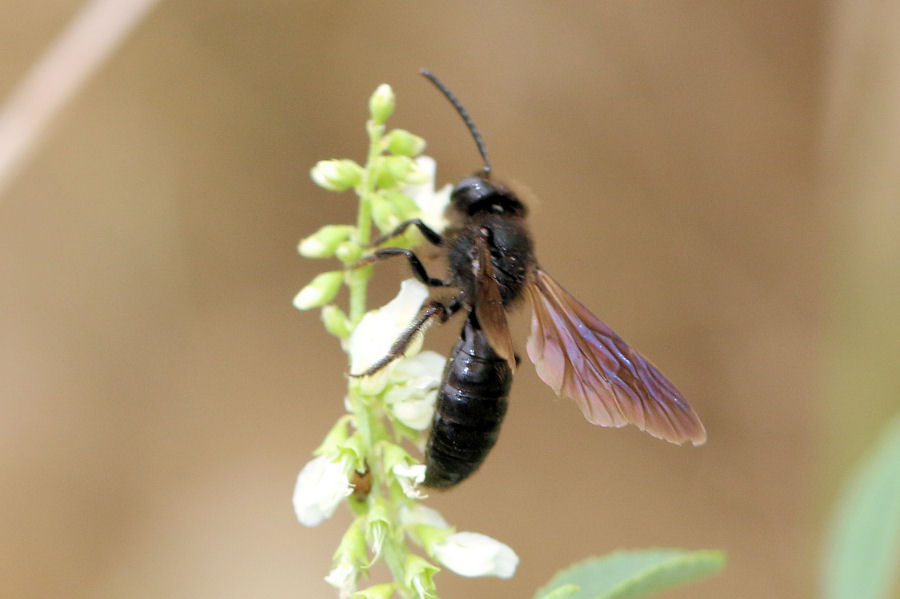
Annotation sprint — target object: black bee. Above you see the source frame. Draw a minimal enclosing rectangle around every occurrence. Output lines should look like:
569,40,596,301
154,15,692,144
355,70,706,488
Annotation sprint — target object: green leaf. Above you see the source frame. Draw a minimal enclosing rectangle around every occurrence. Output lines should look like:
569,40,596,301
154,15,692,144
532,549,725,599
534,583,580,599
823,414,900,599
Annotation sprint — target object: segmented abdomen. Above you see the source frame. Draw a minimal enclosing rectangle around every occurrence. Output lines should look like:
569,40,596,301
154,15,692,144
424,318,512,488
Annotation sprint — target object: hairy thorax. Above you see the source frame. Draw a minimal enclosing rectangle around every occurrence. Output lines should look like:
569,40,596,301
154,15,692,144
446,212,535,307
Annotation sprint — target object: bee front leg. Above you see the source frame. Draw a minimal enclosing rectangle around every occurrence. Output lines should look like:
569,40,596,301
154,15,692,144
353,247,451,288
351,298,462,377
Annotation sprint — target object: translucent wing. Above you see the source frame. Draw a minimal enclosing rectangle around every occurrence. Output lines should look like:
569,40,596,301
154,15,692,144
525,268,706,445
473,231,516,371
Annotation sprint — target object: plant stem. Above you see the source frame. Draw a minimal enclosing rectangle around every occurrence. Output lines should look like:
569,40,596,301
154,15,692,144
348,119,384,324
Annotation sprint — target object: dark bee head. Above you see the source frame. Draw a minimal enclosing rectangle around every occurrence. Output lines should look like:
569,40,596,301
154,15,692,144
452,175,527,217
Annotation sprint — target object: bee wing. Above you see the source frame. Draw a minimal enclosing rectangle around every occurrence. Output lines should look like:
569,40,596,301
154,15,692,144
473,233,517,371
525,268,706,445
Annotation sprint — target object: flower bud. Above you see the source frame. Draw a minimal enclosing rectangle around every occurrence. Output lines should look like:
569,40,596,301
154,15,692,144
351,584,397,599
403,555,439,599
293,270,343,310
335,240,363,264
315,415,352,455
335,518,368,565
327,518,368,594
299,225,356,258
371,195,400,233
382,190,419,221
311,159,363,192
321,305,352,339
367,500,392,559
374,156,416,189
381,442,414,473
337,432,367,472
369,84,395,125
386,129,427,157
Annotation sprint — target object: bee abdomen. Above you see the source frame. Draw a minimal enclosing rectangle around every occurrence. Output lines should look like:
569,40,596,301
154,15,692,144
424,321,512,488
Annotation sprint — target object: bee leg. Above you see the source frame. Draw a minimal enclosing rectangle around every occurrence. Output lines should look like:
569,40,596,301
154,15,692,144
368,219,444,248
351,298,462,377
354,247,450,287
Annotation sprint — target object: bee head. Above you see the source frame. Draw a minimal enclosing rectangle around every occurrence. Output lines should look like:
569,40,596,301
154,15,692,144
451,175,526,217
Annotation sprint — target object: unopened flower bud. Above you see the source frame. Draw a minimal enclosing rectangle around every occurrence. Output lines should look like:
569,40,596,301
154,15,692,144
382,190,419,221
315,415,352,455
335,241,363,264
326,518,367,594
299,225,356,258
311,159,363,192
374,156,416,189
369,84,395,125
404,555,439,599
371,196,400,233
386,129,426,157
335,518,368,565
367,500,392,559
321,305,352,339
294,271,343,310
351,583,397,599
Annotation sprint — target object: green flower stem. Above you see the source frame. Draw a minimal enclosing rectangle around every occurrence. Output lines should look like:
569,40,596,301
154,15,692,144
382,534,413,598
348,119,386,325
304,83,449,597
345,116,425,596
351,391,374,457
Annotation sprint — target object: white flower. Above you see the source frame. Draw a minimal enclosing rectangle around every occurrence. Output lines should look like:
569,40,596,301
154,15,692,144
432,532,519,579
348,279,430,394
292,455,353,527
399,503,449,529
384,350,445,430
324,559,357,597
388,390,437,430
393,462,427,498
403,156,452,233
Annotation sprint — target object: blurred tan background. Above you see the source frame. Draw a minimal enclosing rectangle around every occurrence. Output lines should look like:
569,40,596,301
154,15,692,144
2,2,897,598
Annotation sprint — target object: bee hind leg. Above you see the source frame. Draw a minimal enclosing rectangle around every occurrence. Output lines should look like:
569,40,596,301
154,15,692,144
351,297,461,377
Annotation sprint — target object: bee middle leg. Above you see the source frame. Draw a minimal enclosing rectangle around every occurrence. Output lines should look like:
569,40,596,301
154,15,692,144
368,219,444,248
352,297,462,377
353,247,451,288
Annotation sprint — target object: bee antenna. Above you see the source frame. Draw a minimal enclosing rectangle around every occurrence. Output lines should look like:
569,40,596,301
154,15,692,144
420,69,492,178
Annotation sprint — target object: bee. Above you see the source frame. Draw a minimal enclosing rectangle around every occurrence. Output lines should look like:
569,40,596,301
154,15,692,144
355,70,706,488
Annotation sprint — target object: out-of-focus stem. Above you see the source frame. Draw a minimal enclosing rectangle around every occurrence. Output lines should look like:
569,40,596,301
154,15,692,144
0,0,161,200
